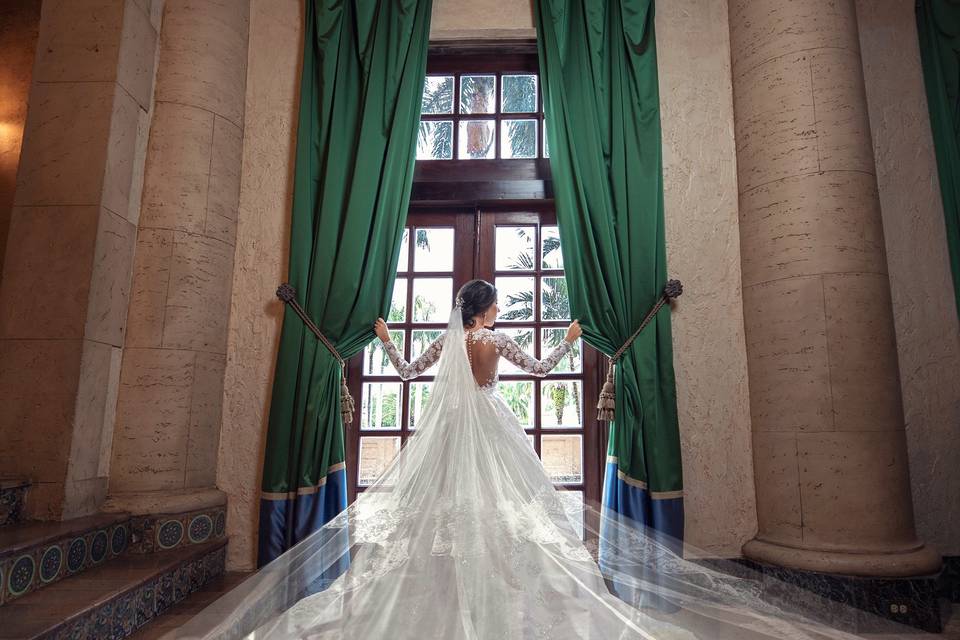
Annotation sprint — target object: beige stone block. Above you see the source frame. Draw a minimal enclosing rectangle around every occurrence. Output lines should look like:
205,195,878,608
729,0,859,76
14,81,113,206
67,340,121,481
117,0,158,110
732,53,819,192
125,228,173,347
154,0,249,127
0,339,82,483
84,208,136,346
823,273,904,431
61,477,109,519
739,171,888,287
205,116,241,246
162,231,235,352
0,206,99,339
752,431,803,546
139,102,214,234
110,347,194,492
102,74,143,218
797,430,917,550
150,0,165,32
127,105,152,225
811,49,876,174
742,276,833,432
185,351,226,488
24,481,67,521
32,0,124,84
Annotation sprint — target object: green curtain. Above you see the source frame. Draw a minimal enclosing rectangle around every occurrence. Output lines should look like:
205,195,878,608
258,0,432,566
535,0,683,540
917,0,960,318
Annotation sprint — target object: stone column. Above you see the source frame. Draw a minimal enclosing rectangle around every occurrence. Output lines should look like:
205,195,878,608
104,0,248,516
0,0,161,520
728,0,940,576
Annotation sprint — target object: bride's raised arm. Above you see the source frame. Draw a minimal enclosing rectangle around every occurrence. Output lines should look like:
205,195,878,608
493,320,581,377
374,317,445,380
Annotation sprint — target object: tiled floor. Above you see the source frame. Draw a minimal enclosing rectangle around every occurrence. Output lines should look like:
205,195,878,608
129,572,251,640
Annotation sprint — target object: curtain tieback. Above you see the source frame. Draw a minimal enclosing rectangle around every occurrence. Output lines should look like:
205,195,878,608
276,283,356,425
597,280,683,423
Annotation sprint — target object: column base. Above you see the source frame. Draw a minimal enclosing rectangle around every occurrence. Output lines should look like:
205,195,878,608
743,537,942,578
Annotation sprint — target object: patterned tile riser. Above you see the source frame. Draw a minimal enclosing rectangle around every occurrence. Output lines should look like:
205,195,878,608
128,508,227,554
0,522,130,606
0,485,29,527
46,545,226,640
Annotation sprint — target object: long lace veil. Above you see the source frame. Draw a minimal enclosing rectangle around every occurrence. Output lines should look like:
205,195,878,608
166,309,916,639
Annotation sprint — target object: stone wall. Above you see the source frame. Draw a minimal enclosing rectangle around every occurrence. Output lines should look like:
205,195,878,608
856,0,960,557
0,0,41,286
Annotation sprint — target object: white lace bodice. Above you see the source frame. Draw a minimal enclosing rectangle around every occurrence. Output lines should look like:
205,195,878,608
382,328,572,389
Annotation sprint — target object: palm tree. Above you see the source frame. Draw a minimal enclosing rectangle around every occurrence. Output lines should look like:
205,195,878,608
499,228,581,422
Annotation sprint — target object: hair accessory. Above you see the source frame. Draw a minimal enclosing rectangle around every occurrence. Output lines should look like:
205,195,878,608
455,295,465,309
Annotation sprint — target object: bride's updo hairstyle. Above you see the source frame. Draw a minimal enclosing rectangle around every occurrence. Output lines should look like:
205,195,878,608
457,279,497,328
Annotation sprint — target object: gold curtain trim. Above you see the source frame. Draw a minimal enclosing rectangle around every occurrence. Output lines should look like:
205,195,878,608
261,462,348,500
607,456,684,500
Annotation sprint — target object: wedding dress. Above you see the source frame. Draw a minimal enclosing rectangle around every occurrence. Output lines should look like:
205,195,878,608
169,308,891,640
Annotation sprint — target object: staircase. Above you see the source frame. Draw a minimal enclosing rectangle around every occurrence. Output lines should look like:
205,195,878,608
0,481,229,639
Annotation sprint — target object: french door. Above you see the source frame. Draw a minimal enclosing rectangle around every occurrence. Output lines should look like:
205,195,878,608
345,206,603,532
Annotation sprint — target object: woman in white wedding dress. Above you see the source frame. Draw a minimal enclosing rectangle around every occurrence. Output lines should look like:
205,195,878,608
170,281,884,640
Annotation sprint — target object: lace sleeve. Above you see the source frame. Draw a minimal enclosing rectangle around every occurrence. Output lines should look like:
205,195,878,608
494,332,571,377
382,334,445,380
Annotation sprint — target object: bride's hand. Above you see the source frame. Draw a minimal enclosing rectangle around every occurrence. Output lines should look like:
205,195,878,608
374,318,390,343
565,320,582,343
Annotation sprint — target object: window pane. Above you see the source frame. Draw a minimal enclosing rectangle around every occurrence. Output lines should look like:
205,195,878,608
540,276,570,321
501,119,537,159
543,120,550,159
364,330,405,375
541,434,583,484
408,381,433,429
541,380,583,429
412,277,453,323
413,228,454,272
501,74,538,113
495,226,535,271
541,226,563,270
358,436,401,486
417,120,453,160
389,278,407,321
542,330,580,373
411,329,442,361
496,380,534,429
495,276,535,322
497,328,534,375
361,382,402,430
559,490,585,539
397,229,409,273
457,120,495,159
421,76,454,114
460,75,495,114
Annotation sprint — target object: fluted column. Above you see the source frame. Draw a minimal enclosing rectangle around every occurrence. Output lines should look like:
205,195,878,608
728,0,940,576
105,0,248,514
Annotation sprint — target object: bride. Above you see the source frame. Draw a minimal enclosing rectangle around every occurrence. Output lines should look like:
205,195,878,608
171,281,879,639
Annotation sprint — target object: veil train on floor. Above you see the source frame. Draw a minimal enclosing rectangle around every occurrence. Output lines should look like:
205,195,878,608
166,308,914,639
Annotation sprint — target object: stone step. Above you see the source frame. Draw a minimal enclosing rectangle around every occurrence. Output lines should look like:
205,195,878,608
0,538,226,639
129,572,252,640
0,512,132,605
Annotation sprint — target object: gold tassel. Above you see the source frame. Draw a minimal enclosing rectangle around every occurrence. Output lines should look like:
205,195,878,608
596,360,616,422
340,367,355,425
